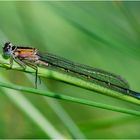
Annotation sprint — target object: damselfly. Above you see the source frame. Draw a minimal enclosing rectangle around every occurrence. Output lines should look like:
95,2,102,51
2,42,140,100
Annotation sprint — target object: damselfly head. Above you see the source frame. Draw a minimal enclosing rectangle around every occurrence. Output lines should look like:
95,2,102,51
3,42,16,58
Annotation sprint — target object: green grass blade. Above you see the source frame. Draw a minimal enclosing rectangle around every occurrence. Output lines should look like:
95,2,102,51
0,80,140,116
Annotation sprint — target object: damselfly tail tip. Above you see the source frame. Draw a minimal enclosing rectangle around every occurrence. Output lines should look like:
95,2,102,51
129,90,140,100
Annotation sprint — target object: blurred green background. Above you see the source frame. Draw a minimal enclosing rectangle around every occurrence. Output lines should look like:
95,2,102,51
0,1,140,139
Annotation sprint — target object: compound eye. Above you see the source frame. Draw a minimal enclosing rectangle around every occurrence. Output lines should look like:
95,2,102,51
3,42,13,52
3,42,15,59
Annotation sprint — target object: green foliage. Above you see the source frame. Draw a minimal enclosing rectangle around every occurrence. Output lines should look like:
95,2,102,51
0,1,140,139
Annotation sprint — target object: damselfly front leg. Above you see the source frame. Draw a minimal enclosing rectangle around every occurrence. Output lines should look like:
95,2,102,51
1,56,26,70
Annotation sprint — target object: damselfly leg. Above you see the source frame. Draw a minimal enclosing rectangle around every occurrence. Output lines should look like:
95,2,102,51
21,60,41,88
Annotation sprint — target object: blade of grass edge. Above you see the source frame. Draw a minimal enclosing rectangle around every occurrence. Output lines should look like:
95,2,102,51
0,81,140,116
